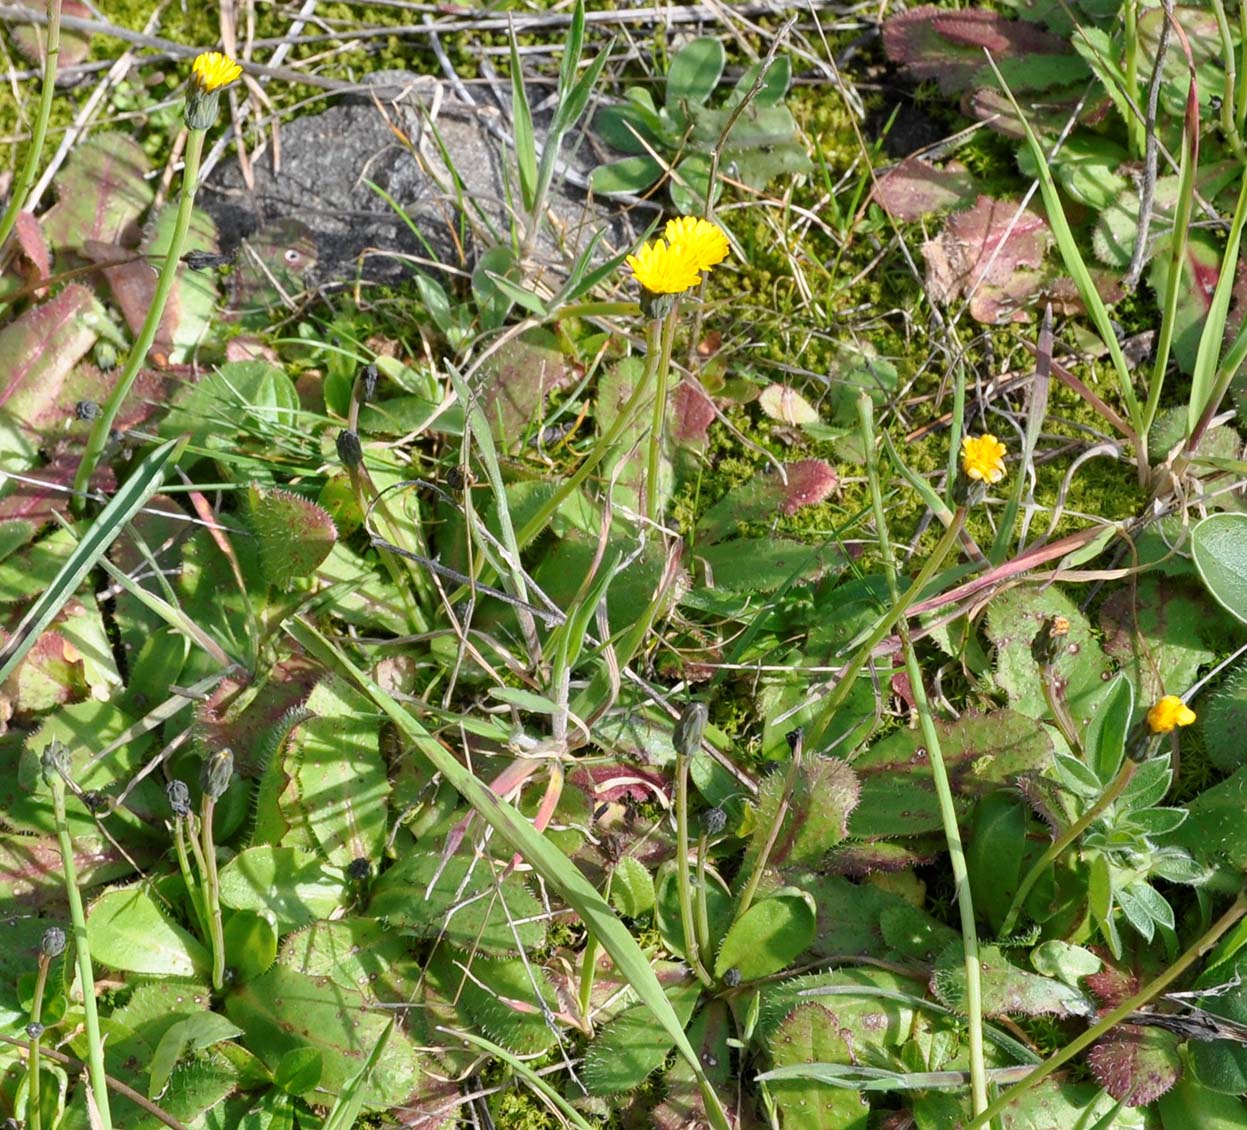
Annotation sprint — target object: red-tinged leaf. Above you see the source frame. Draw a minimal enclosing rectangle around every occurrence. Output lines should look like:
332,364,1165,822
883,6,1068,95
923,195,1053,323
0,833,129,906
0,449,114,534
0,285,105,457
1089,1027,1182,1106
570,762,670,805
670,380,716,445
0,629,80,714
41,133,153,257
194,657,321,777
779,459,839,515
10,0,92,74
1085,961,1139,1007
475,330,571,451
873,157,979,221
965,85,1113,140
13,212,50,293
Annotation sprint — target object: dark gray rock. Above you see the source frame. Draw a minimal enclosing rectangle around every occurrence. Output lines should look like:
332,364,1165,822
200,71,644,294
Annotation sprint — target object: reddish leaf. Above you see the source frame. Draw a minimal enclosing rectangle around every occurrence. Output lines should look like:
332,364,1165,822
670,379,716,445
475,330,571,451
1089,1027,1182,1106
923,195,1052,323
41,133,153,257
0,449,114,533
873,157,979,221
13,211,50,293
779,459,839,514
883,7,1068,95
10,0,92,74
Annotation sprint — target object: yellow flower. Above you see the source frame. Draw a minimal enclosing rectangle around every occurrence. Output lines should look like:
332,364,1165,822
191,51,242,94
961,433,1007,484
1147,695,1196,734
626,237,704,296
663,216,730,272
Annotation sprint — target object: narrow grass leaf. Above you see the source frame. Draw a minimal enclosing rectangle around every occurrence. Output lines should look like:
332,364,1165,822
509,26,538,211
0,437,183,684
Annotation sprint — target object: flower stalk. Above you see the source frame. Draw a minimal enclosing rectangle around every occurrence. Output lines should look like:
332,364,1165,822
42,743,112,1130
0,0,63,258
200,748,233,991
73,52,240,511
860,396,988,1116
25,927,65,1130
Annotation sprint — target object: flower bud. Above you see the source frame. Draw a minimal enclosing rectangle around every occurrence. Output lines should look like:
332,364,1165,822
673,702,708,759
40,741,71,786
75,399,101,422
347,857,372,881
722,967,742,988
336,429,363,469
40,927,67,958
702,807,727,837
361,362,379,402
182,249,232,271
167,779,192,819
200,748,234,801
26,1022,44,1040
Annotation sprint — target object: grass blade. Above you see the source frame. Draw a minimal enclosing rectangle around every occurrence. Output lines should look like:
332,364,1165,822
286,618,732,1130
0,437,185,684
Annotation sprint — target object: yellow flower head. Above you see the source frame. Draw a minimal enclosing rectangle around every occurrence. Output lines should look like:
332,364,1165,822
1147,695,1196,734
663,216,730,273
626,237,704,296
961,433,1007,484
191,51,242,94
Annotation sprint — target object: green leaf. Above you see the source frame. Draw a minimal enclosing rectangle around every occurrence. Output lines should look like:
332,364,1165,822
593,104,662,154
217,845,347,931
764,1003,870,1130
274,1047,323,1095
666,38,725,110
288,619,732,1130
368,850,546,955
1191,954,1247,1094
582,979,703,1094
932,942,1095,1018
1159,1076,1247,1128
223,911,278,983
590,154,664,194
1193,514,1247,625
968,793,1029,934
246,485,337,589
161,360,299,455
149,1012,243,1098
1086,676,1133,783
87,886,210,977
610,856,656,918
714,890,816,981
508,31,537,211
226,965,421,1105
655,861,733,963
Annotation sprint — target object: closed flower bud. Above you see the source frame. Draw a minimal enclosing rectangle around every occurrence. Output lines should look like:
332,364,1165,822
182,249,232,271
337,429,363,468
40,927,67,958
40,741,71,786
361,362,379,402
702,806,727,837
26,1022,44,1040
75,399,101,422
347,857,372,881
167,779,192,818
200,748,234,800
673,702,708,759
722,968,742,988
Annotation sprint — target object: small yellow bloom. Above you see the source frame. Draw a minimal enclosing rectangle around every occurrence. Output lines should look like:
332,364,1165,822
961,433,1007,484
663,216,730,273
191,51,242,94
626,237,704,296
1147,695,1196,734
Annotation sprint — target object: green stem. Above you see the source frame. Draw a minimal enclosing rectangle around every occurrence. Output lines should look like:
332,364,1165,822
0,0,62,257
734,744,801,926
968,893,1247,1129
1124,0,1145,159
675,751,713,986
516,309,675,549
172,818,208,940
1213,0,1247,161
27,953,51,1130
199,797,226,991
997,760,1137,941
645,308,678,523
805,506,967,749
48,773,113,1130
860,394,987,1117
695,831,712,961
73,127,207,509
